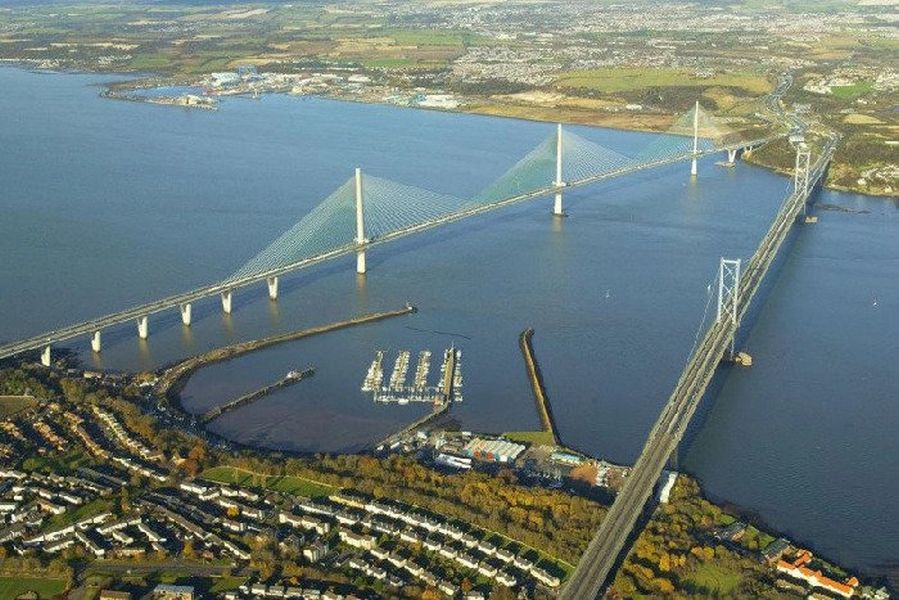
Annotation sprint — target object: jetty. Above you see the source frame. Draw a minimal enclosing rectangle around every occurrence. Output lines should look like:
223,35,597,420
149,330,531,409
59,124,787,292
375,400,450,450
200,368,314,424
519,328,560,445
156,305,415,402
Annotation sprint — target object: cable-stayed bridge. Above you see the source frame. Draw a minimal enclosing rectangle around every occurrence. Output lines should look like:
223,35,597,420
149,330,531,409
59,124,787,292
559,132,840,599
0,103,775,364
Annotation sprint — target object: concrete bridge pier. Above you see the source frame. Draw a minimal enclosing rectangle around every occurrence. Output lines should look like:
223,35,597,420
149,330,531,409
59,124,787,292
221,290,233,315
180,303,192,326
40,345,51,367
137,316,149,340
267,276,279,300
553,192,564,217
91,331,101,353
727,149,738,165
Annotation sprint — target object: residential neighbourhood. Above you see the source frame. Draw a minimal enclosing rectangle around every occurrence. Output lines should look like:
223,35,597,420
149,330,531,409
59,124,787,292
0,362,890,599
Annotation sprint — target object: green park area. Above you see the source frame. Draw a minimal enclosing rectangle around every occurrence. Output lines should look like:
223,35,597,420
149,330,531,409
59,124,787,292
0,395,36,418
201,465,338,497
0,577,68,600
555,67,772,95
502,430,557,446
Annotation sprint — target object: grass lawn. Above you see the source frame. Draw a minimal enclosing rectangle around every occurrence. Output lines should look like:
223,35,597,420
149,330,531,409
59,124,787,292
267,474,337,498
209,576,249,594
22,450,92,475
684,562,743,595
502,430,557,446
0,577,68,600
555,67,771,95
42,497,114,533
0,395,36,418
201,466,337,498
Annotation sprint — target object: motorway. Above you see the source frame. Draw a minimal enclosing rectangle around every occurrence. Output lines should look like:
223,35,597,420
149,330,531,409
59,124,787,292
559,134,838,600
0,137,772,362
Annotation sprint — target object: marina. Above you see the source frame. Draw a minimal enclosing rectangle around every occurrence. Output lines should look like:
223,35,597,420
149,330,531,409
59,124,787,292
362,346,463,404
389,350,411,392
361,351,384,392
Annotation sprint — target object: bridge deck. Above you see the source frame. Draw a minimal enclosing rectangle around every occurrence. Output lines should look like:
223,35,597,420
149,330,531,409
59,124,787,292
559,135,838,600
0,137,772,360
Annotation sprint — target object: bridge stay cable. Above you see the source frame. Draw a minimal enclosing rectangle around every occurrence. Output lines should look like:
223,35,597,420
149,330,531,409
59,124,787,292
0,103,780,362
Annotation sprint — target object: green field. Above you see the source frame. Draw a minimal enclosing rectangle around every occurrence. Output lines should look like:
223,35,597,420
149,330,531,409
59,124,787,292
555,67,772,95
128,53,174,71
502,430,557,446
0,577,68,600
387,29,468,47
209,576,249,594
201,465,337,497
683,562,743,595
830,81,873,99
0,395,36,418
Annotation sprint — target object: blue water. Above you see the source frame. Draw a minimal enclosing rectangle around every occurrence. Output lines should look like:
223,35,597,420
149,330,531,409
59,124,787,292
126,85,205,98
0,67,896,577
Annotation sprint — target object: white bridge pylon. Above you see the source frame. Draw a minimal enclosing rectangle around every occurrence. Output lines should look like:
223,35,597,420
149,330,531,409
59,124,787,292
355,167,367,275
14,101,766,364
554,123,565,216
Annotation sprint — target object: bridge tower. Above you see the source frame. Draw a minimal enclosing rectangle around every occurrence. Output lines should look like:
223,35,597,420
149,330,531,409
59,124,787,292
717,257,742,357
794,144,812,213
355,167,367,275
726,148,738,165
267,276,279,300
137,315,149,340
221,290,233,314
691,100,700,176
180,303,192,326
553,124,565,216
40,345,51,367
91,331,101,353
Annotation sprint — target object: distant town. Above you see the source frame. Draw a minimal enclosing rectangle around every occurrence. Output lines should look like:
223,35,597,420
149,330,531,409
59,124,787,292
0,0,895,196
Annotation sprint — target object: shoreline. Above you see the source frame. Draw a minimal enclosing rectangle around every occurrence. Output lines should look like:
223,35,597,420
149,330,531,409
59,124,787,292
3,62,890,199
6,343,892,589
3,62,896,592
156,305,416,412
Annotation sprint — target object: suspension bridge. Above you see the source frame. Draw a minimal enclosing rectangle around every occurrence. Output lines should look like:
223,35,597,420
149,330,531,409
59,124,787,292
0,102,775,365
559,132,839,599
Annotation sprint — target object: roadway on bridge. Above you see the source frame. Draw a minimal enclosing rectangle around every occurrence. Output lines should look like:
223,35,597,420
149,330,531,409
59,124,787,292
559,134,838,599
0,135,771,362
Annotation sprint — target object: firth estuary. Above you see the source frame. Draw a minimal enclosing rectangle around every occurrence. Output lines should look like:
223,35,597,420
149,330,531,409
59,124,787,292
0,66,896,581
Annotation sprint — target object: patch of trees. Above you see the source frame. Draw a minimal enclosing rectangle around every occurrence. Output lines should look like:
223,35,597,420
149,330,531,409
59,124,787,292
221,452,606,564
608,478,797,599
